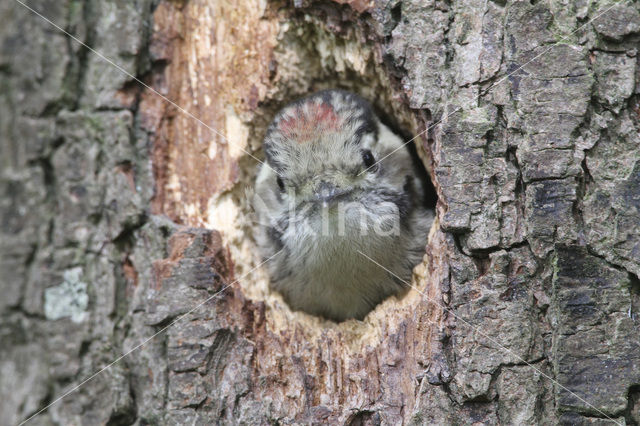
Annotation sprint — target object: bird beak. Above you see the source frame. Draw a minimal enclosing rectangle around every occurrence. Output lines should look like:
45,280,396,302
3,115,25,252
314,181,347,205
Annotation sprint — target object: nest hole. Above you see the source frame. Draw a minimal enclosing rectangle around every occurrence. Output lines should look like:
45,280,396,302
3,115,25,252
190,10,440,339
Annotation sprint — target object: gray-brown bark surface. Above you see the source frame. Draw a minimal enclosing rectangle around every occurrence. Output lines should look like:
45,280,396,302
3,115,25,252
1,0,639,424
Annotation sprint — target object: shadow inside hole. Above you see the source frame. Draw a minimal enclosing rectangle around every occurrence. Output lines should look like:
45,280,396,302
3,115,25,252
375,110,438,210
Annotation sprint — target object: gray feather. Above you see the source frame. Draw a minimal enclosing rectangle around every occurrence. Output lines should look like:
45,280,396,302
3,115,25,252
254,90,434,321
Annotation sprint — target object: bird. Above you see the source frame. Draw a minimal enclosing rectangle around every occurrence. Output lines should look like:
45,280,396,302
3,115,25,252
253,89,434,322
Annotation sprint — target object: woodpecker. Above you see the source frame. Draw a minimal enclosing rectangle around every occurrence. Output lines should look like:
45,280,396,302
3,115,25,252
254,89,434,321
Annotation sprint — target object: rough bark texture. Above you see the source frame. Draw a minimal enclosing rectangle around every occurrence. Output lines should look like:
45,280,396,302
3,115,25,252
1,0,640,425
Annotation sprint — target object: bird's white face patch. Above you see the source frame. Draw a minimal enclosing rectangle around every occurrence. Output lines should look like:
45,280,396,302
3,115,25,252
278,100,343,144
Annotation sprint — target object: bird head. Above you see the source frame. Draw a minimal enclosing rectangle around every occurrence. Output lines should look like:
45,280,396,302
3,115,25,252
255,90,416,237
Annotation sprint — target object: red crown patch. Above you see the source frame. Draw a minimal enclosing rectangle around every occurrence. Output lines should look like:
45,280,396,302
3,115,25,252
278,101,342,143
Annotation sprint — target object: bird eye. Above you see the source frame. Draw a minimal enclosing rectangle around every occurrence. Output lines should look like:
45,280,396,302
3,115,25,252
276,176,285,191
361,149,376,170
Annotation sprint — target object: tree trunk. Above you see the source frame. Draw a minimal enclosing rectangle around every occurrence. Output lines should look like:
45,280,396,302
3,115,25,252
1,0,640,424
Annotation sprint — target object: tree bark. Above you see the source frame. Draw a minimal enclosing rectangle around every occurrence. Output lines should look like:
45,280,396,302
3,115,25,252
1,0,640,424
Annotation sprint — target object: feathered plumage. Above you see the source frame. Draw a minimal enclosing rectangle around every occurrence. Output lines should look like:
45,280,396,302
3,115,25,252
254,90,434,321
